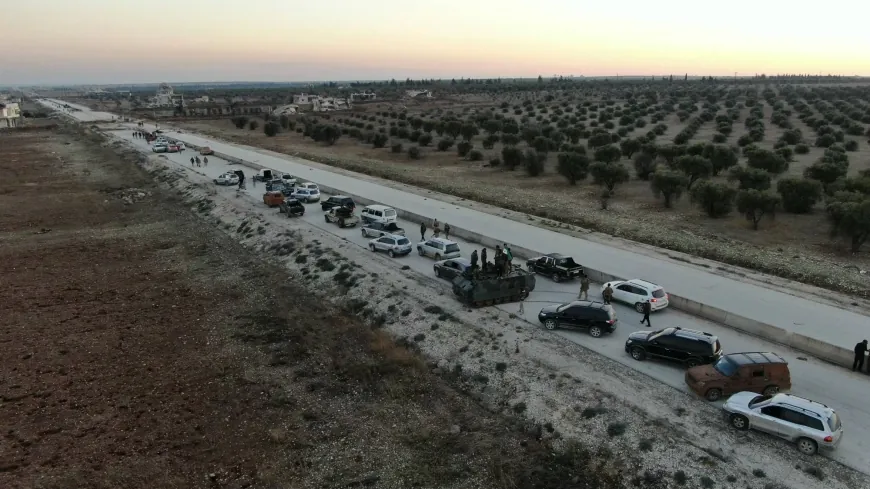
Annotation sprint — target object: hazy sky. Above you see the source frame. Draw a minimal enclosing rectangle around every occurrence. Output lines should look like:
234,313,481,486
4,0,870,85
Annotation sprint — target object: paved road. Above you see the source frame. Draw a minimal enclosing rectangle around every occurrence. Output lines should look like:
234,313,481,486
100,127,870,472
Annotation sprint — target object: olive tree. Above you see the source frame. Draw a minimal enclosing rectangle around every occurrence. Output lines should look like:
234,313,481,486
650,170,688,208
590,161,630,192
736,189,780,230
557,152,590,185
727,166,771,191
674,155,712,189
690,181,737,218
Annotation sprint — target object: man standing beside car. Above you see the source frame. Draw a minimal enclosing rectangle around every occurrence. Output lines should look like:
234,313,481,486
602,284,613,304
853,339,868,372
578,274,590,300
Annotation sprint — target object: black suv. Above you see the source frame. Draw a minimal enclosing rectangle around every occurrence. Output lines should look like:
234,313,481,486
537,301,617,338
625,327,721,368
321,195,355,211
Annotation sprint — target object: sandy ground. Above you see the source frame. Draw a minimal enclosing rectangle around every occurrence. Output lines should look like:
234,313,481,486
1,123,638,489
91,122,867,489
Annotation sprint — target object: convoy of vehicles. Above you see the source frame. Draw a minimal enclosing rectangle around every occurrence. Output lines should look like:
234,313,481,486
526,253,584,282
291,187,321,203
209,163,840,457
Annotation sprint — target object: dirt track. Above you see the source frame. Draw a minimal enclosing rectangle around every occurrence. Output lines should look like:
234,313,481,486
0,125,628,488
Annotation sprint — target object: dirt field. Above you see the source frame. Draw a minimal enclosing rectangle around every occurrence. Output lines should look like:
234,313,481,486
0,124,626,488
95,83,870,295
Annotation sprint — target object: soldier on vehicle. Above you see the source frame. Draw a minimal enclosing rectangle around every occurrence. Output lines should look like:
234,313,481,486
603,284,613,304
503,244,513,268
481,248,488,272
578,274,590,300
470,249,479,271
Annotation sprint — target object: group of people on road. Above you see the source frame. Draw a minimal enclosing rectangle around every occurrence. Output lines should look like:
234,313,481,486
189,156,208,167
420,219,451,240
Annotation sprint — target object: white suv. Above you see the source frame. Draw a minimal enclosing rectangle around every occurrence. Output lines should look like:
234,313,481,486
601,279,669,313
723,392,843,456
416,238,460,260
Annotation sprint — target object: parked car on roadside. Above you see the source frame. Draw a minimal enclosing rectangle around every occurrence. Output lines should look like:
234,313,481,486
321,195,356,211
361,221,405,238
291,187,321,203
361,204,398,224
263,191,285,208
152,144,168,153
537,300,617,338
199,146,214,155
625,327,722,368
686,352,791,402
324,206,359,228
279,198,305,217
433,258,472,280
601,279,669,313
416,238,460,260
281,174,298,186
723,392,843,456
526,253,584,282
214,172,239,186
253,169,275,182
368,234,412,257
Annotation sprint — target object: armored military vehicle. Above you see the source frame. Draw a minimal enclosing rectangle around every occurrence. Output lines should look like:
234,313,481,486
452,266,536,307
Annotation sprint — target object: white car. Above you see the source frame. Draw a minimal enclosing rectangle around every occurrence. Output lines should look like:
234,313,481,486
152,144,168,153
291,187,320,203
369,234,412,257
416,238,461,260
174,142,186,151
601,279,669,313
214,172,240,186
297,182,319,191
281,174,297,186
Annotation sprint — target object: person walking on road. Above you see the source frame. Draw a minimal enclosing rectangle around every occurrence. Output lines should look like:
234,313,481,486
444,223,451,240
603,284,613,305
203,156,208,166
420,221,427,240
854,340,868,372
640,300,652,326
578,274,590,300
433,219,441,238
195,156,201,167
190,157,195,166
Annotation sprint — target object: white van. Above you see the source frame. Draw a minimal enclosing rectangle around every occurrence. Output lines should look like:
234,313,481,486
361,204,398,224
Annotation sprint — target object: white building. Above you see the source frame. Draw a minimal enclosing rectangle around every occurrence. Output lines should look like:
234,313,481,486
0,102,21,128
350,92,377,101
272,104,299,116
405,89,433,99
292,93,350,112
149,83,184,108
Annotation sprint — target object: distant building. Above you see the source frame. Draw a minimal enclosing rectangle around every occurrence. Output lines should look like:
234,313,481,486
0,102,21,128
292,93,349,112
272,104,299,116
149,83,184,108
350,92,377,102
405,89,433,99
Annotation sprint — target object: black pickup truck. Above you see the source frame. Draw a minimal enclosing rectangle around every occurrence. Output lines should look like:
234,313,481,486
526,253,584,282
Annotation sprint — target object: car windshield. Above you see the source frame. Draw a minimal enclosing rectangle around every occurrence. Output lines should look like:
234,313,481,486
385,209,396,217
652,288,666,298
713,357,738,376
828,412,841,431
396,238,410,245
648,328,674,340
445,244,460,253
555,257,578,267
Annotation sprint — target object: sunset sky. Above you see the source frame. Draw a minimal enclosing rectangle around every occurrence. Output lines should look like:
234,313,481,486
4,0,870,85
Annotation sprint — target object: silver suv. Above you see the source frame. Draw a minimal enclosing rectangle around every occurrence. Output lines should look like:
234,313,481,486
723,392,843,455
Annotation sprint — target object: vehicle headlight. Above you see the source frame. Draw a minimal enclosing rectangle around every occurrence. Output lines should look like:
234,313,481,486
626,339,632,345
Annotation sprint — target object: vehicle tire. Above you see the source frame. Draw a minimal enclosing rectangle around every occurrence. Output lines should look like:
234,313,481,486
634,302,644,313
704,388,723,402
686,357,702,368
729,414,750,431
339,218,345,228
388,250,395,258
543,319,557,330
361,229,367,237
549,273,559,283
630,347,646,361
435,268,441,277
797,437,818,456
527,264,535,274
762,385,780,396
434,254,441,261
324,215,329,223
417,248,424,256
369,244,376,252
588,326,603,338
